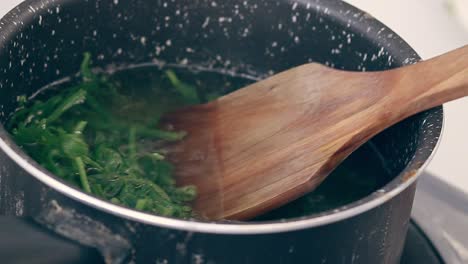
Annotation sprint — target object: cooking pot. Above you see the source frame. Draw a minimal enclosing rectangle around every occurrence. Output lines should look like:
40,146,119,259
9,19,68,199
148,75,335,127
0,0,443,263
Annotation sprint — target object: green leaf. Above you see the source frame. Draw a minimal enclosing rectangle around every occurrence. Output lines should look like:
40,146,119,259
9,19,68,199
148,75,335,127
13,126,53,145
174,186,197,202
110,197,121,204
135,199,147,210
94,145,123,171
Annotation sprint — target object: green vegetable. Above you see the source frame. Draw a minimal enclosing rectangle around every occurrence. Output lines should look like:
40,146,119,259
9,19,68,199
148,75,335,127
165,69,200,104
8,53,197,219
75,157,91,193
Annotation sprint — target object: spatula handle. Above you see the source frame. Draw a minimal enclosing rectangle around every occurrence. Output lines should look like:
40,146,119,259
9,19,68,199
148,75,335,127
391,44,468,117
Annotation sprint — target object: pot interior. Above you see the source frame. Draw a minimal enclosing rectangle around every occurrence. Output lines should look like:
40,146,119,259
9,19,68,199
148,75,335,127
0,0,442,221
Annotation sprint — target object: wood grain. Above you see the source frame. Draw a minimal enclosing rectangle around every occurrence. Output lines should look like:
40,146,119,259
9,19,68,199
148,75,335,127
166,45,468,220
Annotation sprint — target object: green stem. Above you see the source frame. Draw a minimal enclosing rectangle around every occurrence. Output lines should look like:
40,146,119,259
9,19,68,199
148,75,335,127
165,70,200,104
74,121,88,134
165,70,181,86
46,89,87,123
81,52,94,81
81,156,103,170
75,157,91,193
137,127,187,141
150,152,165,160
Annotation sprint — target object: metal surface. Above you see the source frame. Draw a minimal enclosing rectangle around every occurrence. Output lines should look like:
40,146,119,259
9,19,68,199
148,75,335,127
0,0,443,263
412,172,468,264
0,218,104,264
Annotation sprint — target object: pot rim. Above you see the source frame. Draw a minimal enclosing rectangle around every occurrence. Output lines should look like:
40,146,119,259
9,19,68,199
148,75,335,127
0,0,444,234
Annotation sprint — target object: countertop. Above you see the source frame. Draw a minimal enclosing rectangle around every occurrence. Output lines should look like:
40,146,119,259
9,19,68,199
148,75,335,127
1,0,468,192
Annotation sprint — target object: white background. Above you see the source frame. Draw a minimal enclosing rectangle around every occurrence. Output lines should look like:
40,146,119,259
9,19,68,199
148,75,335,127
0,0,467,192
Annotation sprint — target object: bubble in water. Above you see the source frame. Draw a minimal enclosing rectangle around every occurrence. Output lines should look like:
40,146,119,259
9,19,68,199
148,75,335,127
140,36,147,46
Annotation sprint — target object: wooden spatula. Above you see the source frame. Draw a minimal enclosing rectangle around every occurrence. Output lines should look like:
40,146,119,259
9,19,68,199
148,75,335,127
165,45,468,221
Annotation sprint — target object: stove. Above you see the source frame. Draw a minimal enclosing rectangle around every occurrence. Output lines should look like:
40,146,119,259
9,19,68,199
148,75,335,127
404,172,468,264
401,221,442,264
404,173,468,264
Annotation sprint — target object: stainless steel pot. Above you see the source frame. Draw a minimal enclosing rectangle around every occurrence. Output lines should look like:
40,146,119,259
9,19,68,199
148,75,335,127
0,0,443,263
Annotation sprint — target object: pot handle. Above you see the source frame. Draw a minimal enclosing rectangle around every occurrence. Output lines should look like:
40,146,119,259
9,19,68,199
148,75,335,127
0,217,104,264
